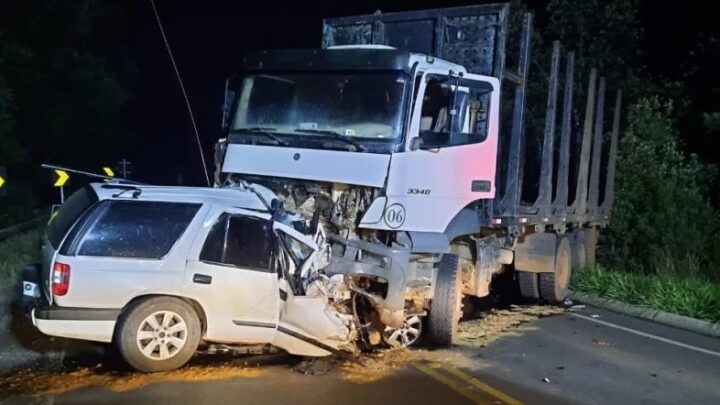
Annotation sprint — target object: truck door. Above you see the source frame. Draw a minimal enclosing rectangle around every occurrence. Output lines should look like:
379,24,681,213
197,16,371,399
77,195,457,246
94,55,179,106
364,72,501,233
185,211,279,343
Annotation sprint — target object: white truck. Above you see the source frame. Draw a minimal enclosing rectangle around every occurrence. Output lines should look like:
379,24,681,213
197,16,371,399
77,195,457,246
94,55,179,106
213,3,622,347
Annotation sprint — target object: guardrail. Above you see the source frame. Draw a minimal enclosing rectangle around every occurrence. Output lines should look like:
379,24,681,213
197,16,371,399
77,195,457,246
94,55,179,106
0,217,47,243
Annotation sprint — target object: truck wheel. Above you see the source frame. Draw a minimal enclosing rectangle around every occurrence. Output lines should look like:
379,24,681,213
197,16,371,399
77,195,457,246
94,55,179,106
518,272,540,300
116,297,201,372
539,237,571,303
428,254,463,347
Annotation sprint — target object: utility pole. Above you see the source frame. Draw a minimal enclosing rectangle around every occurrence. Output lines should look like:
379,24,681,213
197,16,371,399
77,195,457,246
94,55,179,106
117,158,132,179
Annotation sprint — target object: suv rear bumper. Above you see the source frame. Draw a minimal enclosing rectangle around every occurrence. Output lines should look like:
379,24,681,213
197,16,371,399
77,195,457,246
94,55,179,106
32,306,120,343
22,263,120,343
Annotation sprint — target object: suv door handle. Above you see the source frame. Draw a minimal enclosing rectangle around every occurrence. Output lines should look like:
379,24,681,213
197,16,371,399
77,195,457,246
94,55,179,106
193,274,212,284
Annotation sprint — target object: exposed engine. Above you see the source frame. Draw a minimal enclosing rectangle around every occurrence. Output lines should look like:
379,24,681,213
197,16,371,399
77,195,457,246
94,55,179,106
225,173,377,240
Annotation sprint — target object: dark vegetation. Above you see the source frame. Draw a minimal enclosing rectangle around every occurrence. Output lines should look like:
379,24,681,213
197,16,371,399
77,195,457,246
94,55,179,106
516,0,719,287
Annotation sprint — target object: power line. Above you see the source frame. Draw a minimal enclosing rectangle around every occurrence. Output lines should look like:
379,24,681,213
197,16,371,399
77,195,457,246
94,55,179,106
149,0,211,186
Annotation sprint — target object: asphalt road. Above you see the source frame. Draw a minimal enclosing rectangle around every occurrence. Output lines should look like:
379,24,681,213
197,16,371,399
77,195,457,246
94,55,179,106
2,304,719,405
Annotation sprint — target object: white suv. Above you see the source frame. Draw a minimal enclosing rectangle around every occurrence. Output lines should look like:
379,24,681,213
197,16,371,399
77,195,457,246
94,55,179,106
24,182,361,372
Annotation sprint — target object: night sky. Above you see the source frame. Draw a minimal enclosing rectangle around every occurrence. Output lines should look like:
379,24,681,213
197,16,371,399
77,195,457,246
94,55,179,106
112,0,717,186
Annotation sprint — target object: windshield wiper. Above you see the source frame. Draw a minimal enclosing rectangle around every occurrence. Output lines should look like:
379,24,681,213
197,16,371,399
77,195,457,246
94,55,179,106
294,129,367,152
231,127,289,146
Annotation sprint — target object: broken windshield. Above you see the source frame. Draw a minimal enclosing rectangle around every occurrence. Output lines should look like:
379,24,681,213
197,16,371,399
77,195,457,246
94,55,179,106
231,71,408,141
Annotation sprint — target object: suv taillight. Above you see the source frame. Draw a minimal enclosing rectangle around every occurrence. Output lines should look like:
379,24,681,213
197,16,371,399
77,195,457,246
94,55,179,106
52,262,71,296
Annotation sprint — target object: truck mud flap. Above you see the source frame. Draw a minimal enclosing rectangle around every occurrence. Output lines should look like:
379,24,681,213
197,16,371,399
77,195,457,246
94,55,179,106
514,233,556,273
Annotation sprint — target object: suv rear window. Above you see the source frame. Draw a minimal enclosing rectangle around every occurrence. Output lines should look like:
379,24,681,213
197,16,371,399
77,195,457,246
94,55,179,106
47,187,99,249
77,200,200,259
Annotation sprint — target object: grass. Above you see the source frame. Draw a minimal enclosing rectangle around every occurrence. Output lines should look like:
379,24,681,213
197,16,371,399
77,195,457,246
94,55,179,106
571,265,720,324
0,229,42,297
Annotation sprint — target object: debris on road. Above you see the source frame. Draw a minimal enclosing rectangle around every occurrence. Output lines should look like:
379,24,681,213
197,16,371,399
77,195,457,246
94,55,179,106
567,305,587,311
339,348,472,384
340,348,425,384
337,305,562,384
542,377,550,383
293,357,337,376
0,303,560,397
0,361,265,398
457,305,565,347
591,314,601,318
592,338,611,347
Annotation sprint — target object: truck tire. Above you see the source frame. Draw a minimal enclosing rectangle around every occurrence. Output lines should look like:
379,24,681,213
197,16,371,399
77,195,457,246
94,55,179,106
116,297,201,372
428,254,463,347
518,272,540,300
585,227,598,267
539,237,571,303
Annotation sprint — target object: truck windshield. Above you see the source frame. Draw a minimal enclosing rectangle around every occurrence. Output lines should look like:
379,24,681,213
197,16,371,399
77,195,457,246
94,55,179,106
231,71,408,141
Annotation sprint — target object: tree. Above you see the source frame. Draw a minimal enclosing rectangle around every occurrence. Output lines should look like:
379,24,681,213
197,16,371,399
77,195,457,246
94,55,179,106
602,98,718,279
0,0,129,210
525,0,719,278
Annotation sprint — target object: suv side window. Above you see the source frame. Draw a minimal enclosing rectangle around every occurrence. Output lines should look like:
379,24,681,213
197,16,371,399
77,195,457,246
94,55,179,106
77,200,200,259
200,213,273,271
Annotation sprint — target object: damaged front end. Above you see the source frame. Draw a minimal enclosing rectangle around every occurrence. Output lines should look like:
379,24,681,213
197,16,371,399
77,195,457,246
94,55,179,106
324,235,409,330
270,206,411,354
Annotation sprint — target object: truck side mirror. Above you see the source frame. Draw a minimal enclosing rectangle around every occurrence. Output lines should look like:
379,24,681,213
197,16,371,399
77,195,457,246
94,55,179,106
410,137,423,151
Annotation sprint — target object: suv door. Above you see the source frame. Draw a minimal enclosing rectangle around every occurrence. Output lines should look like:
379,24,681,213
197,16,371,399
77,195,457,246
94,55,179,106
272,224,354,356
185,211,279,344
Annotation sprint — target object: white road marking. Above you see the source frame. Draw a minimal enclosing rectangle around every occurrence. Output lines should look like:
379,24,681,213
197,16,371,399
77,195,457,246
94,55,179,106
570,312,720,358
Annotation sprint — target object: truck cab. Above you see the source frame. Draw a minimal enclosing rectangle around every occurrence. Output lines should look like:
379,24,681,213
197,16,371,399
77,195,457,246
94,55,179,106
215,44,501,344
220,46,500,234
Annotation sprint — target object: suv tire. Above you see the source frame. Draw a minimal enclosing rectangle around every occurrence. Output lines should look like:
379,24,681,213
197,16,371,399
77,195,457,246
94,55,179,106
116,297,201,372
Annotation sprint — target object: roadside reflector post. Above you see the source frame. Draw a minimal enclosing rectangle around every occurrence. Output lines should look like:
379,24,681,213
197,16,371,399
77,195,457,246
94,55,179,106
53,169,69,204
0,166,6,197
